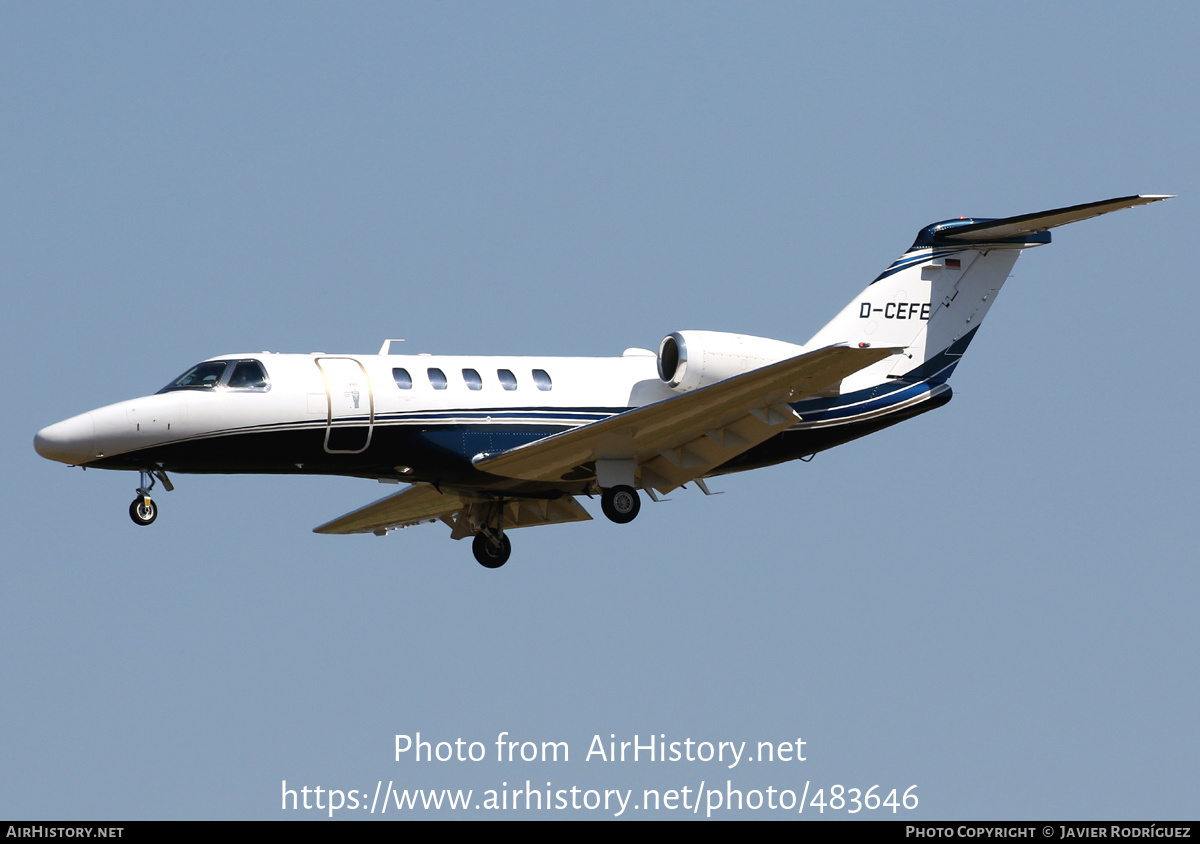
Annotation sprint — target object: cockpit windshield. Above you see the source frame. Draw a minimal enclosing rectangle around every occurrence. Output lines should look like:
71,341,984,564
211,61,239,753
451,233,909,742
158,361,230,392
157,359,271,393
227,360,269,389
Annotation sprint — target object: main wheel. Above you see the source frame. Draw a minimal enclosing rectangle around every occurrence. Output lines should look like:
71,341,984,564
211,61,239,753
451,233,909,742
472,533,511,568
601,485,640,524
129,496,157,526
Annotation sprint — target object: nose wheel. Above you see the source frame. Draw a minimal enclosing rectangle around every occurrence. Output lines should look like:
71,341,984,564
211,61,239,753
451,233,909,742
128,469,172,526
129,496,158,526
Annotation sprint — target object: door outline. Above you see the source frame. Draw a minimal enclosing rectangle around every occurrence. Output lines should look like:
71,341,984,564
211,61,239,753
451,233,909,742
315,357,375,454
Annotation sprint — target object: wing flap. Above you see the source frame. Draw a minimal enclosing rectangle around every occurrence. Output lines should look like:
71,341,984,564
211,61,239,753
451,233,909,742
473,344,897,488
442,496,592,540
314,483,592,537
639,402,801,490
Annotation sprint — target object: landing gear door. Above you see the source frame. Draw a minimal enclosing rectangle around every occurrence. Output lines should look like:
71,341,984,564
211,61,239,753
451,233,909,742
315,357,374,454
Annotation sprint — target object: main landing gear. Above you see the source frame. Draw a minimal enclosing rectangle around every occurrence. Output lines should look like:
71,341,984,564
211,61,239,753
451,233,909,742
128,469,172,527
472,532,512,569
468,485,640,568
601,485,641,524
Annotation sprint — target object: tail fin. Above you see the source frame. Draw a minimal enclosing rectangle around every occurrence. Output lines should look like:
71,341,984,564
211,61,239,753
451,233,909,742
806,195,1172,392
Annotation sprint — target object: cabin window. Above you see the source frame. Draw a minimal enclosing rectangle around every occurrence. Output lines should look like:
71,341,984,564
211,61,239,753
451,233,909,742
157,361,229,392
532,369,552,391
393,368,412,389
462,368,483,390
428,368,448,390
497,369,517,391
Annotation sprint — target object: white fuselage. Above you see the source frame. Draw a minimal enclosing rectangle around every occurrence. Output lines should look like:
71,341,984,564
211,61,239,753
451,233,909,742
35,349,679,477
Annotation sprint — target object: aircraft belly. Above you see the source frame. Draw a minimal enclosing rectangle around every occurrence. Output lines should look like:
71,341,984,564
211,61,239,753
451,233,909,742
85,419,577,489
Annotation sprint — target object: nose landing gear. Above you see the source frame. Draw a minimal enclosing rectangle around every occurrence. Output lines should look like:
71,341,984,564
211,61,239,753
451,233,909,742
129,496,157,526
128,468,173,527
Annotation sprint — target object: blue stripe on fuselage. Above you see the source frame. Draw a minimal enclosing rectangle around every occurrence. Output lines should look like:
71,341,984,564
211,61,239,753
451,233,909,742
791,329,977,423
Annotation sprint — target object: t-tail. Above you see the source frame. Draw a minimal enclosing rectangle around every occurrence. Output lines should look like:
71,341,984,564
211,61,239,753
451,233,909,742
805,195,1173,396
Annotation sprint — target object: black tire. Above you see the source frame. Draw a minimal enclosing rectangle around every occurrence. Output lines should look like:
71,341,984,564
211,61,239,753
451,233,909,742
601,485,640,524
129,497,157,526
472,533,511,568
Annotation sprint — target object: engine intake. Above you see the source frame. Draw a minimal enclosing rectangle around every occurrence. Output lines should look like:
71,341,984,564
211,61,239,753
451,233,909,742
657,330,806,392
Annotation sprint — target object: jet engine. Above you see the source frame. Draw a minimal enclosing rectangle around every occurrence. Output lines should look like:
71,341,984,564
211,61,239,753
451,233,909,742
656,330,806,393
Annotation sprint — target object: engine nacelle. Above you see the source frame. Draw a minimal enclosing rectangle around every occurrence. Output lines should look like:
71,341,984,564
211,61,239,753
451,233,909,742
657,330,806,393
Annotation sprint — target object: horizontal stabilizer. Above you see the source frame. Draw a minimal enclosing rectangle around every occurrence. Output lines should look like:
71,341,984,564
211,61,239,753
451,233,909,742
926,194,1173,245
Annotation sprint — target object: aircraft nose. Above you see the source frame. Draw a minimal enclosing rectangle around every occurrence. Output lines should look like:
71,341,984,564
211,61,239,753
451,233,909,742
34,413,97,465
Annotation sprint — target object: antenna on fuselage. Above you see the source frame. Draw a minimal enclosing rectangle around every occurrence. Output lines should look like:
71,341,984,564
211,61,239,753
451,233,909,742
378,339,406,355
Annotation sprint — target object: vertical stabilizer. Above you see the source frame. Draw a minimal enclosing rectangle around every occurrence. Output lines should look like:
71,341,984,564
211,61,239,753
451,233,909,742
805,195,1172,394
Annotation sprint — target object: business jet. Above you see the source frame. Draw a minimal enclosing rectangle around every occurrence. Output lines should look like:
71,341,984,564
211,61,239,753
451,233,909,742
35,195,1171,567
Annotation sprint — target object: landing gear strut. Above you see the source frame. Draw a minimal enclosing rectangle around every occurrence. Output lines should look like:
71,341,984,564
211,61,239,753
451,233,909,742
128,468,172,527
472,532,511,568
601,485,640,524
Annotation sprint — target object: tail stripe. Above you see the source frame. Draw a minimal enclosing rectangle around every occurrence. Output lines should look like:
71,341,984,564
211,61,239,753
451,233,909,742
872,248,966,284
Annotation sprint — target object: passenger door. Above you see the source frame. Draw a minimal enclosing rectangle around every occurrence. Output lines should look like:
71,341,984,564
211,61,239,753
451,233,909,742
315,357,374,453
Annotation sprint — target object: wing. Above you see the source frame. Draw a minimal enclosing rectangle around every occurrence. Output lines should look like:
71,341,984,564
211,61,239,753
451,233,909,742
314,483,461,535
315,344,894,535
313,483,591,537
473,343,898,492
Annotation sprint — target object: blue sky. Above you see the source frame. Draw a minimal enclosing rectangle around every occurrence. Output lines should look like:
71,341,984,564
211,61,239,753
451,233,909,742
3,2,1197,819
